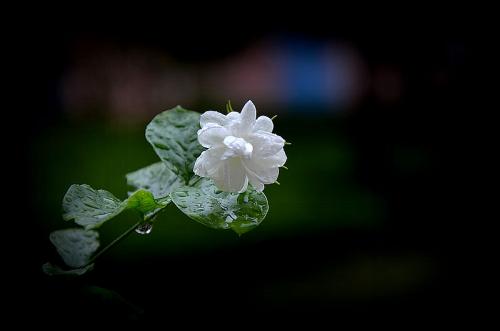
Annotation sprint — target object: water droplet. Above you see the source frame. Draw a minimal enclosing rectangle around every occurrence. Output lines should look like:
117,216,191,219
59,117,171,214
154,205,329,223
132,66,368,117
135,223,153,235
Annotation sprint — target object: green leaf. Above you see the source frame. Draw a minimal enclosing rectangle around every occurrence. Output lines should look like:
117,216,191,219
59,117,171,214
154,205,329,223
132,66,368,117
126,162,182,199
49,229,100,268
42,262,95,276
125,189,166,220
171,178,269,235
63,184,168,229
63,184,126,229
145,106,204,183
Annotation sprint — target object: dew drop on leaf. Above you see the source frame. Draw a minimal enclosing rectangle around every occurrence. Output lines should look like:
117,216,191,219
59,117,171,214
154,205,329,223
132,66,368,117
135,223,153,235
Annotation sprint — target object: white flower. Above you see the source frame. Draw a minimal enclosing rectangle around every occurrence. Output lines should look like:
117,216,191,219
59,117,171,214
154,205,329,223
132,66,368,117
194,100,287,193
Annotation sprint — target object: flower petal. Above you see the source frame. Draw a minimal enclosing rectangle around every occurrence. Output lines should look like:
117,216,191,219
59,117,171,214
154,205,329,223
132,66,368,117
247,174,264,192
224,111,241,133
197,123,229,148
239,176,249,193
193,147,224,177
254,116,274,132
221,136,253,159
212,158,248,192
247,131,285,157
226,111,240,122
259,148,287,167
243,159,279,184
239,100,256,130
200,111,227,127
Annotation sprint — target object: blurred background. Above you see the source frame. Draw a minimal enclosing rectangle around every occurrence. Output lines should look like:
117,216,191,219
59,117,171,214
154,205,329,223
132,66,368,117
17,13,469,324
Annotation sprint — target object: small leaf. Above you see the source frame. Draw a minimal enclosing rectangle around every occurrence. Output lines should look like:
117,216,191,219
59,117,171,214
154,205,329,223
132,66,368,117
171,178,269,235
42,262,95,276
126,162,182,199
63,185,168,229
49,229,100,268
145,106,204,183
63,184,126,229
126,190,161,213
126,189,167,220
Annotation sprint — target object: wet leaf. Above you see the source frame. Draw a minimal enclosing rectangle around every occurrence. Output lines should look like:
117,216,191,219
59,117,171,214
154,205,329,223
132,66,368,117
171,178,269,235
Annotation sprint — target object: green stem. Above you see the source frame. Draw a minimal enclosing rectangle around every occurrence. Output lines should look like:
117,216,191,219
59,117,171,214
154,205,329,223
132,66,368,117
86,220,142,265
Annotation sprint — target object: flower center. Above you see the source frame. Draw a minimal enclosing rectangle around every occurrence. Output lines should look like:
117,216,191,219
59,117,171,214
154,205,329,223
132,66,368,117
223,136,253,158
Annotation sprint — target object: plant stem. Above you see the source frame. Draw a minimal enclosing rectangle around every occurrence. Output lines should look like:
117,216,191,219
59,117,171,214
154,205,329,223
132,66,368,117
86,220,142,265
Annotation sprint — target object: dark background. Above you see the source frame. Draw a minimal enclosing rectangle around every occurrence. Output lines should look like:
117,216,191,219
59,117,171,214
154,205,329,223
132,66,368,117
11,11,471,325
